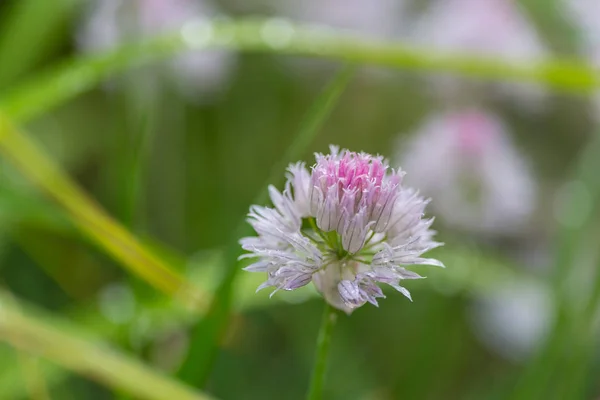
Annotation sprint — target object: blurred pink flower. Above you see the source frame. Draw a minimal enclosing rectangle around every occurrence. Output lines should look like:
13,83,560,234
238,0,405,39
412,0,548,105
241,146,444,313
398,109,536,236
565,0,600,115
565,0,600,57
78,0,235,99
288,0,405,39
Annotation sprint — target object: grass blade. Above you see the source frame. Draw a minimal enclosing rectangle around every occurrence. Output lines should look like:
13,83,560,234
177,65,356,387
0,293,214,400
0,113,205,310
0,0,81,88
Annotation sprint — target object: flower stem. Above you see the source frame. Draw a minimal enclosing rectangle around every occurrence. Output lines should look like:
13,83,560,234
306,303,338,400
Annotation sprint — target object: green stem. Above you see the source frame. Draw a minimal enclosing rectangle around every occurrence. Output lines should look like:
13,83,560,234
309,217,332,247
3,18,600,125
306,303,337,400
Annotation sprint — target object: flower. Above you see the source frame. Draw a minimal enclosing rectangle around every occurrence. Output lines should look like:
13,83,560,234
397,109,536,236
282,0,404,39
564,0,600,118
240,146,444,313
470,280,553,361
235,0,405,39
78,0,234,99
411,0,547,105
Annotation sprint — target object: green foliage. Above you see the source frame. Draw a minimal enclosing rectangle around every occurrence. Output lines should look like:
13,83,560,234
0,11,598,400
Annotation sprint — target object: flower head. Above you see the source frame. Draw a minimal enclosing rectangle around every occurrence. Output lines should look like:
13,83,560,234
241,146,444,313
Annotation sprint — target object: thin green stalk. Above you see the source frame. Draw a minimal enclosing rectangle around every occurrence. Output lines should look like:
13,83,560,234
118,82,159,232
176,65,355,387
306,303,338,400
2,18,600,124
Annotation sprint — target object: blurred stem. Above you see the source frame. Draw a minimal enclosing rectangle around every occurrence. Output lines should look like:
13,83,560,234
0,113,204,311
0,294,213,400
306,303,337,400
2,18,600,124
120,82,159,232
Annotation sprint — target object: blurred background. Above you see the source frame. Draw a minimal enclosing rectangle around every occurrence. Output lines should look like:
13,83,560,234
0,0,599,399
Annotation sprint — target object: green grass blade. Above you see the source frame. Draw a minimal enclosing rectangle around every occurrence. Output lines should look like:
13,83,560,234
176,65,356,387
0,113,206,310
0,0,82,88
0,293,214,400
1,18,599,123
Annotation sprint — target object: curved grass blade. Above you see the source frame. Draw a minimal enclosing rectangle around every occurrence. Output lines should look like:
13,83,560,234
176,65,356,387
0,113,205,311
0,293,214,400
1,18,599,124
0,0,82,88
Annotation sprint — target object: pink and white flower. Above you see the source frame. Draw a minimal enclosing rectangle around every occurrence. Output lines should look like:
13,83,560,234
564,0,600,116
398,109,536,236
412,0,548,104
241,146,444,313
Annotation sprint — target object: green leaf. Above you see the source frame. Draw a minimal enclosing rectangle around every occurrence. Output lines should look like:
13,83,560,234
176,65,356,387
0,0,82,88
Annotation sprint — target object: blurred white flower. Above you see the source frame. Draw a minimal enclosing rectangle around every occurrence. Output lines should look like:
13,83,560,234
281,0,404,39
412,0,548,105
398,109,536,236
565,0,600,57
78,0,235,99
564,0,600,116
237,0,405,38
469,280,553,361
241,146,444,313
